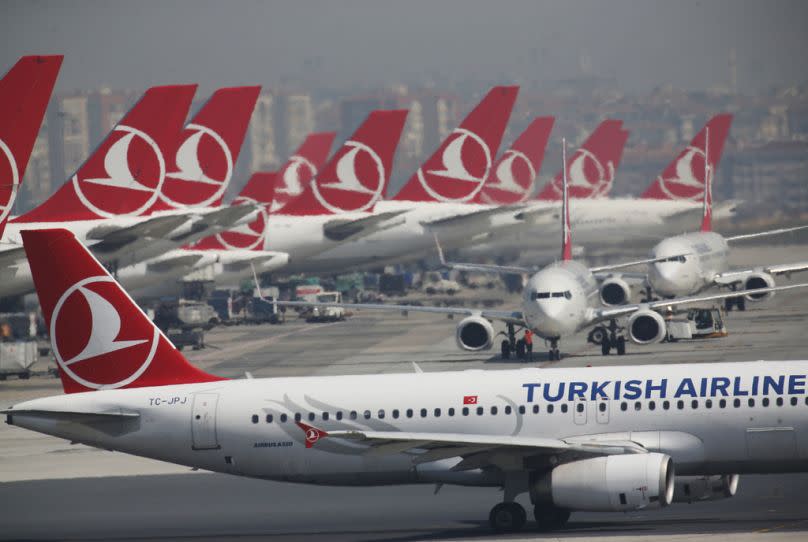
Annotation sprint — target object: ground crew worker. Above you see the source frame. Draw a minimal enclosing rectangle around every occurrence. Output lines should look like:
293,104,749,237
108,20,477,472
524,329,533,362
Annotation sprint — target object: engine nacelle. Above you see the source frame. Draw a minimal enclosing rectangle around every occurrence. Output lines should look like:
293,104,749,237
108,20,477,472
532,453,674,512
600,277,632,306
672,474,739,503
455,316,494,351
628,309,667,345
743,272,775,302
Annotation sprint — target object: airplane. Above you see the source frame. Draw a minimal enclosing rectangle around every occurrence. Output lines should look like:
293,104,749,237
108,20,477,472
117,132,336,296
1,85,261,298
6,226,808,534
0,55,63,237
460,115,738,261
281,87,528,273
601,127,808,311
270,140,808,361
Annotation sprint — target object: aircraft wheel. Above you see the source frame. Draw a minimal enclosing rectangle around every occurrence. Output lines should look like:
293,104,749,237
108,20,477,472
534,505,570,531
616,336,626,355
601,340,611,356
588,326,607,345
737,297,746,311
489,502,526,533
501,340,511,359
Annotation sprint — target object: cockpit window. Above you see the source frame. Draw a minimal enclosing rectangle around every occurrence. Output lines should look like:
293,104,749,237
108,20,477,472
661,255,686,263
531,291,571,300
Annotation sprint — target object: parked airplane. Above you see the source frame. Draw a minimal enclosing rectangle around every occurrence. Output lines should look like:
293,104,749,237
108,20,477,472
600,126,808,311
1,85,260,298
0,55,63,237
7,227,808,533
273,141,807,360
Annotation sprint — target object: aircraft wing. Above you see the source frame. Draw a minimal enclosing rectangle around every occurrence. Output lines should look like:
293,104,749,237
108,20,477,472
86,214,191,248
299,424,646,468
167,204,257,243
713,261,808,286
323,210,408,242
0,244,26,269
423,205,528,230
271,299,524,325
726,224,808,242
591,282,808,322
146,253,205,273
589,253,692,274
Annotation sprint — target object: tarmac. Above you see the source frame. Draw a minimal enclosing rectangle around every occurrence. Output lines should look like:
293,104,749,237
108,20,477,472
1,243,808,541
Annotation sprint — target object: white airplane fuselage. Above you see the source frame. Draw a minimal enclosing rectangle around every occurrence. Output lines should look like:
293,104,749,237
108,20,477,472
648,232,729,298
9,361,808,486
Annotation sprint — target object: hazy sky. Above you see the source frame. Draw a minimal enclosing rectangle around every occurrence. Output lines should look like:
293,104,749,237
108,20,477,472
2,0,807,95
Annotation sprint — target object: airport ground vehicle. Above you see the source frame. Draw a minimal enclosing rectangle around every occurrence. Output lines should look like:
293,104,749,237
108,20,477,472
306,292,345,322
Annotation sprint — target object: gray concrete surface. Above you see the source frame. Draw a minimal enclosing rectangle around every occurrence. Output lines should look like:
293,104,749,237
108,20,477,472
0,244,807,540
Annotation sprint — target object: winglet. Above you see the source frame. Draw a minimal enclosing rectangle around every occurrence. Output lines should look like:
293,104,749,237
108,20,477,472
561,139,573,261
700,127,712,233
296,421,329,448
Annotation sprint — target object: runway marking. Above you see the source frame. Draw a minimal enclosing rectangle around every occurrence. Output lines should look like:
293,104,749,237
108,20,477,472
754,518,808,533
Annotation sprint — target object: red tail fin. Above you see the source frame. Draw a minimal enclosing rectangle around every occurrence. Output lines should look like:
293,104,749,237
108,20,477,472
190,172,278,251
272,132,336,211
535,120,626,200
641,114,733,201
560,140,572,261
150,86,261,211
0,55,63,232
475,116,554,204
21,228,224,394
16,85,197,223
393,86,519,203
279,110,408,215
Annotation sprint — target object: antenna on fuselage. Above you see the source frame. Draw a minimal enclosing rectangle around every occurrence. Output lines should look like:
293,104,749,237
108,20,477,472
700,126,712,233
561,138,573,261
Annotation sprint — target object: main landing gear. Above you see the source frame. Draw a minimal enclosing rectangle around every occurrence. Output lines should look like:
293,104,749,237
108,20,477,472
501,324,530,361
489,502,527,532
588,319,627,356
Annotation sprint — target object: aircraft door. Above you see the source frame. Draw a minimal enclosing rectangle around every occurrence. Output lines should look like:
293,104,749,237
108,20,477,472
573,397,587,425
191,393,220,450
596,398,610,424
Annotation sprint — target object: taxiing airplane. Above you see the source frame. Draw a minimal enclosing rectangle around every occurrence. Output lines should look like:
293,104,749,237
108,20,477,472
272,141,808,360
7,226,808,534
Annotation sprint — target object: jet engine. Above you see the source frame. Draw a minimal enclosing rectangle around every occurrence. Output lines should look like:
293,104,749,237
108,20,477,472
455,316,494,351
742,272,775,302
531,453,674,512
672,474,739,503
600,277,632,306
628,310,667,344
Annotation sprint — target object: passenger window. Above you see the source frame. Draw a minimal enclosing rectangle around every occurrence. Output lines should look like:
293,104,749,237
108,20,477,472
705,400,712,409
748,398,755,407
476,406,483,415
349,411,357,420
532,405,540,414
434,408,441,417
322,412,329,421
791,397,798,406
251,415,259,424
560,404,568,413
265,414,273,423
662,400,670,410
634,401,641,411
406,409,414,418
308,412,316,421
392,409,400,419
377,409,385,419
599,402,607,412
719,399,727,409
677,400,684,410
576,403,584,413
336,411,343,421
462,407,469,416
776,397,783,407
448,408,455,417
762,398,770,407
691,400,698,410
280,413,288,423
420,408,428,418
649,401,656,411
733,399,741,408
620,402,628,412
547,404,554,413
490,406,498,415
518,405,526,414
294,413,302,422
505,406,512,415
364,410,371,420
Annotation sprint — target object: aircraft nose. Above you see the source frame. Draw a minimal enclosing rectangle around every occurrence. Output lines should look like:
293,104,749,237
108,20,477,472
651,263,681,295
533,300,569,336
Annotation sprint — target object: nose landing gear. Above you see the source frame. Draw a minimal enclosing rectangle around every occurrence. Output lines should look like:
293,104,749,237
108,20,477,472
547,337,560,361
